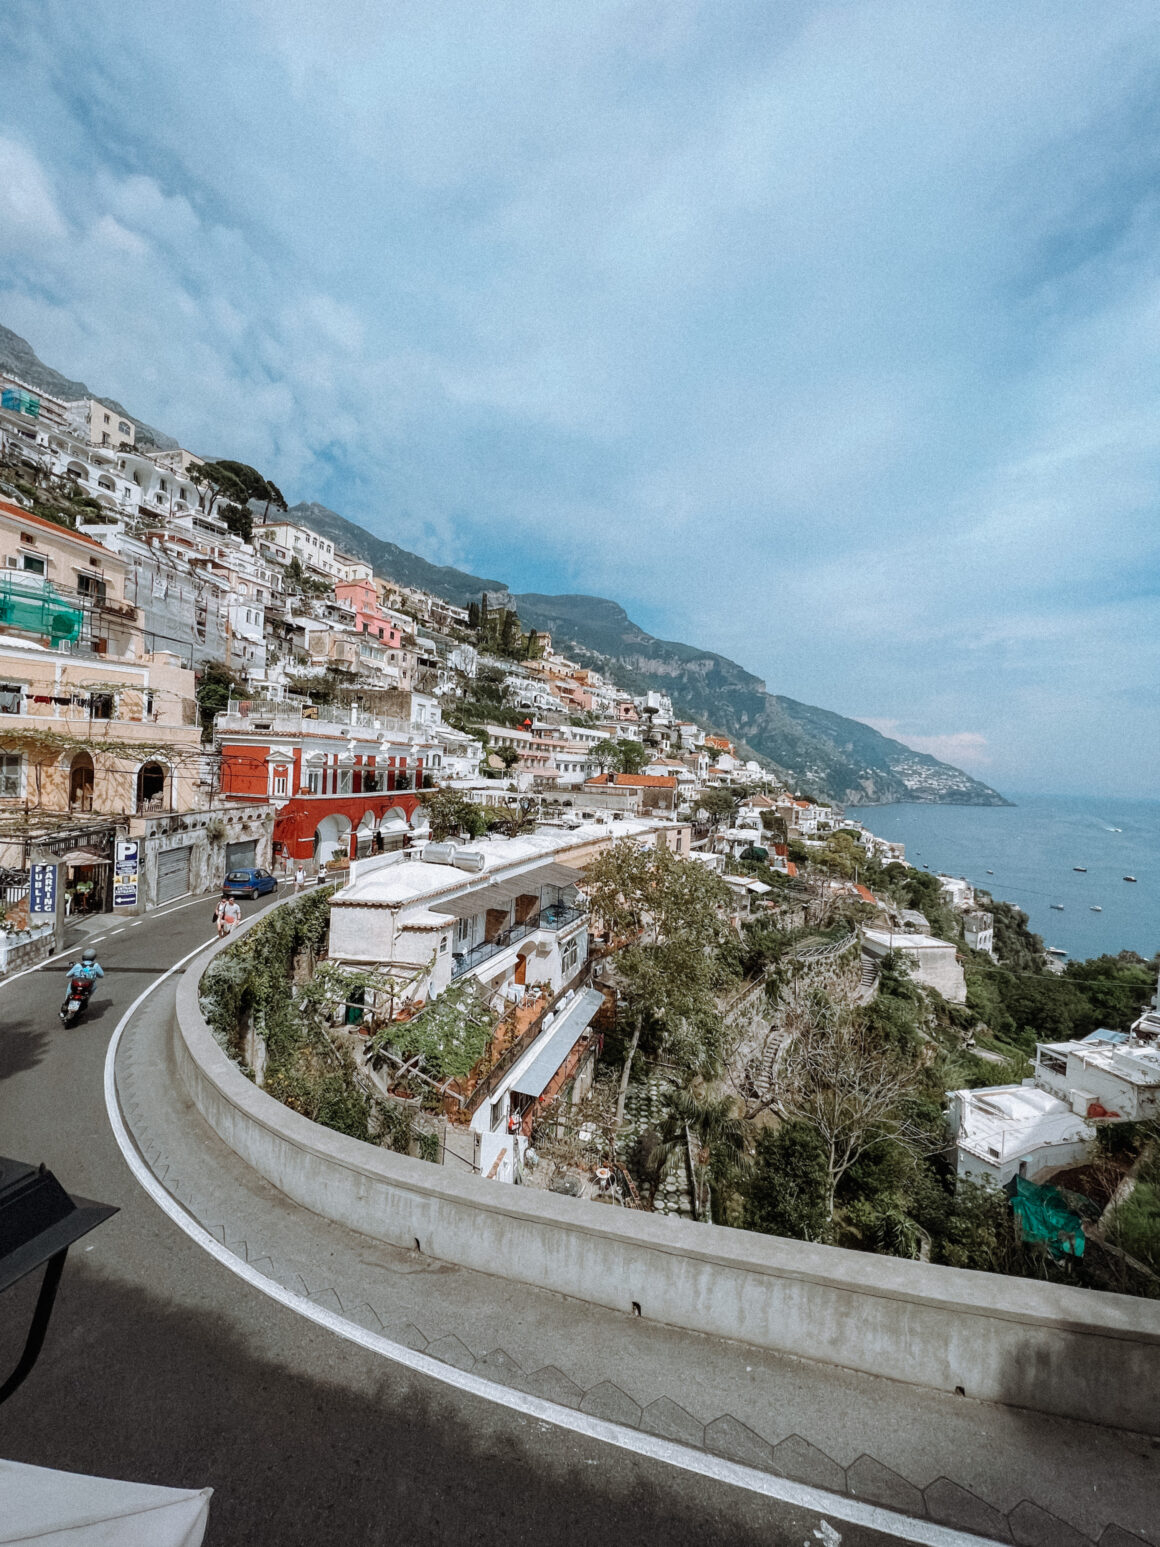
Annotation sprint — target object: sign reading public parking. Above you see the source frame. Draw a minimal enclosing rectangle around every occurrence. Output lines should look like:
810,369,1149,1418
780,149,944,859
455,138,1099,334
114,840,140,908
29,863,58,916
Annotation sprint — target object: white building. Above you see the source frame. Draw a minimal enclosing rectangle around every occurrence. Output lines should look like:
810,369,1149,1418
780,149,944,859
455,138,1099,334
253,521,342,579
950,1030,1160,1186
862,926,966,1003
948,1085,1093,1188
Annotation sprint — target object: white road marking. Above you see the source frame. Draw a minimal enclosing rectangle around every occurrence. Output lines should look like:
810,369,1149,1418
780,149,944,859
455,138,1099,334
131,920,145,927
108,927,126,935
102,951,1002,1547
0,889,267,991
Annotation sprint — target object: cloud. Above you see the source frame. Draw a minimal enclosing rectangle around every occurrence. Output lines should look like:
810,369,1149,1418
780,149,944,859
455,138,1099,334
1,2,1158,795
0,136,67,248
860,723,992,769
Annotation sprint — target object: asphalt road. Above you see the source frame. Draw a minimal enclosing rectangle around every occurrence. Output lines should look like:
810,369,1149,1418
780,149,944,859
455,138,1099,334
0,889,944,1547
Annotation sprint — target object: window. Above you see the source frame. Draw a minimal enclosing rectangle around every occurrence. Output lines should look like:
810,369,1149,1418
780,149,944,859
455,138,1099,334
21,554,45,575
0,754,21,796
19,532,36,546
90,692,114,720
306,768,322,794
0,683,22,714
273,774,287,796
118,421,130,435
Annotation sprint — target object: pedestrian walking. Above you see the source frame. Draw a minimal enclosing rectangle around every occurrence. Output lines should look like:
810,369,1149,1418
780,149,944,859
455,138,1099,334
295,863,306,892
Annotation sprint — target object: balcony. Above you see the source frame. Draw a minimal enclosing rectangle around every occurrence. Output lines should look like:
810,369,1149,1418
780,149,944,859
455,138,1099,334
451,903,584,979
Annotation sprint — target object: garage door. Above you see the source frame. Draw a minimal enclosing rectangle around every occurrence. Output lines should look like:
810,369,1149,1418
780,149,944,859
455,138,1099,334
225,840,257,870
156,845,191,904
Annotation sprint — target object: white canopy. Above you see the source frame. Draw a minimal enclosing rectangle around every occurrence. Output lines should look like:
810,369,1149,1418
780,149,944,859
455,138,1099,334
0,1459,211,1546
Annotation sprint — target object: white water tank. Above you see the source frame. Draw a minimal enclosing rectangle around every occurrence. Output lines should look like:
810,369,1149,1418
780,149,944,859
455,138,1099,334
422,842,458,865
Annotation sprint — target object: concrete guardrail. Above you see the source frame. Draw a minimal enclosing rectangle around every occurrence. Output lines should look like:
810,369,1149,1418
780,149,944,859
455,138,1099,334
171,899,1160,1435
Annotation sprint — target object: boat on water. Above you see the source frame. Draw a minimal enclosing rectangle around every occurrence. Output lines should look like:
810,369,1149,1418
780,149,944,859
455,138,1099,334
1050,903,1065,910
1073,866,1087,872
1124,875,1137,883
986,869,994,875
1091,906,1102,912
1046,946,1068,956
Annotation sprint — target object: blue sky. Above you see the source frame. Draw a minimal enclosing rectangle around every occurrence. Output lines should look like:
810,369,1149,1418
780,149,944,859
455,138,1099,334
1,1,1158,797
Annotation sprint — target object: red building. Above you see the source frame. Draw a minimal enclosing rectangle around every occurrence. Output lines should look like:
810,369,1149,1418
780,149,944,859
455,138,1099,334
215,699,435,862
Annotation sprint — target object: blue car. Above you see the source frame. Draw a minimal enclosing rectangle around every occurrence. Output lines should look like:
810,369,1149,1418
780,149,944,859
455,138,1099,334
222,867,279,899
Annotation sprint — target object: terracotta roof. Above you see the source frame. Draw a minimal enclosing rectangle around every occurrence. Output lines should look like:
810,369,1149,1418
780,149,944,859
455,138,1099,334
0,499,108,552
854,884,876,903
583,773,677,789
786,861,798,877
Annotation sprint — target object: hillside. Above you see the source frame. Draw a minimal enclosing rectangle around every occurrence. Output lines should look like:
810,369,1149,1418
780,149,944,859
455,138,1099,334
512,593,1010,807
0,325,178,450
3,322,1009,807
287,501,505,610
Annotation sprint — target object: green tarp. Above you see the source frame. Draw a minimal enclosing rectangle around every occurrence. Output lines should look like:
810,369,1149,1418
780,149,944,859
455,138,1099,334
0,576,83,644
1009,1175,1086,1258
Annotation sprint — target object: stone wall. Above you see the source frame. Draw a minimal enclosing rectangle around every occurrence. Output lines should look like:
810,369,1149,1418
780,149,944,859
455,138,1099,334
173,904,1160,1436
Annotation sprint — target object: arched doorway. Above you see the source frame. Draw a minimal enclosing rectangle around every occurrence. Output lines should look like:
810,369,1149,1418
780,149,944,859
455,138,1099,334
69,751,94,813
136,761,167,813
312,812,352,864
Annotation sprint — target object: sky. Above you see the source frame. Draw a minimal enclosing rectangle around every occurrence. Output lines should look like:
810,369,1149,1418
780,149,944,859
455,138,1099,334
1,1,1158,798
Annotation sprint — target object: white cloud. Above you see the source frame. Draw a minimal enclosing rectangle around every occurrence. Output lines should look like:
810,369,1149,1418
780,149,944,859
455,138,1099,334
0,137,67,248
1,2,1159,794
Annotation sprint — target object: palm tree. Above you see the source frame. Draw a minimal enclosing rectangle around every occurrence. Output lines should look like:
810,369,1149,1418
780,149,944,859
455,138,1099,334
660,1088,749,1222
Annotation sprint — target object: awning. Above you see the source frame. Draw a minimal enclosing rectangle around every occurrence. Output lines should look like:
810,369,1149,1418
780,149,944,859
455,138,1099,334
57,847,112,866
0,1457,212,1545
431,862,585,919
511,987,604,1099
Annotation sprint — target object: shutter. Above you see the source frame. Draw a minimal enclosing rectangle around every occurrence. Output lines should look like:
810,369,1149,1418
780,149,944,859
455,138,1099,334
156,846,191,904
225,840,257,870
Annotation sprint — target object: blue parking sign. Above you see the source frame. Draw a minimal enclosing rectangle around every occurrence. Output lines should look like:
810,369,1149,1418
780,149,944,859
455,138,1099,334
30,863,58,916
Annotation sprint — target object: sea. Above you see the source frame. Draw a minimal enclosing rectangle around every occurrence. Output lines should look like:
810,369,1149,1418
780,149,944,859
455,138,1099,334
857,794,1160,965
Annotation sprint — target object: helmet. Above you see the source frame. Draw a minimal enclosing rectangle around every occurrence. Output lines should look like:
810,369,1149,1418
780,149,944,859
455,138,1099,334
82,949,97,964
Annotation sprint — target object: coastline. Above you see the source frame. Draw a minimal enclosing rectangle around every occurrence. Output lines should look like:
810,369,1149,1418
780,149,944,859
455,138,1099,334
854,793,1159,963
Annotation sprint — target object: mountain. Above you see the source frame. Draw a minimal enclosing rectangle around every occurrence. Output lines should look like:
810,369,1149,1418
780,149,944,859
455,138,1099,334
285,501,506,610
3,322,1008,806
0,325,178,450
512,593,1010,807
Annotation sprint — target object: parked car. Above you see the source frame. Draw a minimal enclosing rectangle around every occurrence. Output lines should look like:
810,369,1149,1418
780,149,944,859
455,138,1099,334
222,867,279,899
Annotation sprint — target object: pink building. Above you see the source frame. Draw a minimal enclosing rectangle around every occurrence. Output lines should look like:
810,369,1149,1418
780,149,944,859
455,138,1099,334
335,578,404,648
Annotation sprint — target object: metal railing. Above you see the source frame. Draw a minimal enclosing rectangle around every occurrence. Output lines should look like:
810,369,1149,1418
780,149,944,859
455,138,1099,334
450,903,584,979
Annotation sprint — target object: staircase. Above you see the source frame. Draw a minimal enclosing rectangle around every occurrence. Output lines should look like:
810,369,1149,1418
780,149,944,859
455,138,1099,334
857,953,880,1003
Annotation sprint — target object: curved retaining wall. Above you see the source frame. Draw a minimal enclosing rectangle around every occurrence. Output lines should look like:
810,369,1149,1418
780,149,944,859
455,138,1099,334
173,911,1160,1435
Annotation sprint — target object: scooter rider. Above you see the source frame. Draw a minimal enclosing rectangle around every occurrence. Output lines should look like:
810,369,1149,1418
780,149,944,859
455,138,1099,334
65,948,104,982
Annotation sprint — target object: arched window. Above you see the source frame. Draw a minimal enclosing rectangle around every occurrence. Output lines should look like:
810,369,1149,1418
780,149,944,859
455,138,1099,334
69,751,94,813
136,761,167,813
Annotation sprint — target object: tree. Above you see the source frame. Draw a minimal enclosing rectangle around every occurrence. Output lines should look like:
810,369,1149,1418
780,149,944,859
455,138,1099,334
195,660,244,738
497,745,521,772
614,739,649,775
743,1121,830,1242
697,787,740,830
584,841,734,1121
591,740,619,772
775,991,925,1222
488,796,537,838
419,787,487,843
500,608,522,656
221,502,253,543
661,1087,749,1222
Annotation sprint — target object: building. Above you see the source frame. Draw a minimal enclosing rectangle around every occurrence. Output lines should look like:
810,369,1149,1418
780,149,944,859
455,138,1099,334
581,772,678,814
862,925,967,1003
215,697,440,862
962,909,994,954
328,816,684,1175
65,397,136,450
949,1030,1160,1186
252,521,342,579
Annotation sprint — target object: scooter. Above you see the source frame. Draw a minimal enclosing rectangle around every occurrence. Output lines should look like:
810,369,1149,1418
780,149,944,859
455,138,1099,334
59,975,96,1027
